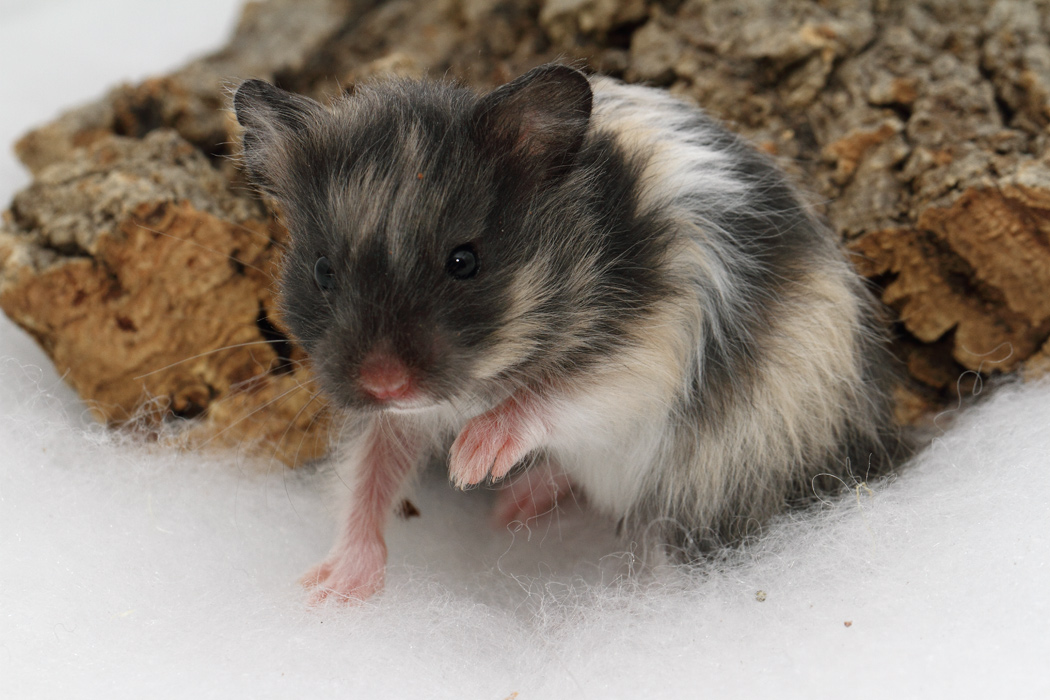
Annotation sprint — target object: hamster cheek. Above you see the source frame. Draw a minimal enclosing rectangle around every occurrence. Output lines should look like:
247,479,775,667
448,393,550,488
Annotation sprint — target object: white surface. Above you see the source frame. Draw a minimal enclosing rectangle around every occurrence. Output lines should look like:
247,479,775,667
2,3,1049,698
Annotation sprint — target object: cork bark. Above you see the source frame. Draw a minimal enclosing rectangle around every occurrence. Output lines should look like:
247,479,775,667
2,0,1048,462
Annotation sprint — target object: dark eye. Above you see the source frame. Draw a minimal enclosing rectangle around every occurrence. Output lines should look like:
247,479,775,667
445,244,479,280
313,256,335,290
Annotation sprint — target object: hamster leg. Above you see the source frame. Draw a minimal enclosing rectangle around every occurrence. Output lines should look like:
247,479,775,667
490,460,577,528
449,393,549,488
301,416,419,604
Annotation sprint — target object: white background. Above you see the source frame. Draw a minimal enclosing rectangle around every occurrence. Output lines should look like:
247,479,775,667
1,2,1049,698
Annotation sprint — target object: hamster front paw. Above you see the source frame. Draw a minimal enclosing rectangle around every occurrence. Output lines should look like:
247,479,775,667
449,414,530,488
300,537,387,605
448,397,548,488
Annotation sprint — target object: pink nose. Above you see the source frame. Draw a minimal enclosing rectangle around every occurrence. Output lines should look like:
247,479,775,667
358,351,414,401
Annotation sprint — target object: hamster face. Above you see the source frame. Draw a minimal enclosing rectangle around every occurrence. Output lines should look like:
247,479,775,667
245,88,507,410
233,69,614,412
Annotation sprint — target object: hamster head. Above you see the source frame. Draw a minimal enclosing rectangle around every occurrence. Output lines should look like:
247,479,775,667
233,66,597,412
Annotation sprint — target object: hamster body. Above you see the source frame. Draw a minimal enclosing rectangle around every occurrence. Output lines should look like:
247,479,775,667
234,65,903,602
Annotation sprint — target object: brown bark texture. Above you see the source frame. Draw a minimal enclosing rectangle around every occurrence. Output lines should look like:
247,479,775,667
2,0,1048,463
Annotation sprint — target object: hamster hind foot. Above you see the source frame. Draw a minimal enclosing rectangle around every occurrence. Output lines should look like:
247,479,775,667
300,537,387,605
490,460,577,528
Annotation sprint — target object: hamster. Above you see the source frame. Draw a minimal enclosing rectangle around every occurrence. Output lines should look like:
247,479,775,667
233,64,904,603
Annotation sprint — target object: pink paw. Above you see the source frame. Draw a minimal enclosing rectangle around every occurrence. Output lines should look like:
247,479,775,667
491,466,576,528
449,411,532,488
300,540,387,605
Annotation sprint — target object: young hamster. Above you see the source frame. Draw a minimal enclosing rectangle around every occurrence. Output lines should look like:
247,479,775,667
233,64,903,603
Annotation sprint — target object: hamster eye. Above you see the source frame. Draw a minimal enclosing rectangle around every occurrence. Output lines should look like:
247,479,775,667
313,256,335,290
446,244,479,280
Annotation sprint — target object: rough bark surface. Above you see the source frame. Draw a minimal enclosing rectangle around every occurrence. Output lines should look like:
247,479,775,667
2,0,1048,462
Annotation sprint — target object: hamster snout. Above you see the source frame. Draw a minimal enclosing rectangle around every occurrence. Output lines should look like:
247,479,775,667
357,349,416,402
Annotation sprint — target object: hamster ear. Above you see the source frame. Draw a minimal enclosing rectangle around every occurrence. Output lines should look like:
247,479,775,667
233,79,322,133
233,80,323,191
473,64,593,187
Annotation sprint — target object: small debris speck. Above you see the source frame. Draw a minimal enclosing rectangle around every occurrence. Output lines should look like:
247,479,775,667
844,621,853,628
755,590,767,602
396,498,421,519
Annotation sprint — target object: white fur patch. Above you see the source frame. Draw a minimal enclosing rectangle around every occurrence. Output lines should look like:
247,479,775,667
590,77,751,213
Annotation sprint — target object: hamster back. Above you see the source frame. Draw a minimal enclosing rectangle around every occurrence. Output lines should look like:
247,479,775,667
234,65,903,601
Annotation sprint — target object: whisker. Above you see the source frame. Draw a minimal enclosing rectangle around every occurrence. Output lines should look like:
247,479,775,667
278,401,327,523
227,217,289,251
131,222,274,277
134,340,290,380
196,381,311,449
225,355,312,394
291,397,331,469
270,386,326,470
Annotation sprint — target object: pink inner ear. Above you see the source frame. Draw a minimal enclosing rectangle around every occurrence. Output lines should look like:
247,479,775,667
474,65,593,182
513,109,557,159
513,119,536,155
